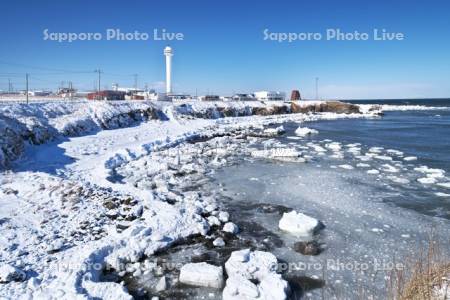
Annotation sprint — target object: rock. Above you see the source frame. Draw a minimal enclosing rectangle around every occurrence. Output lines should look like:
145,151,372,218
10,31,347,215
223,222,239,234
295,127,318,137
0,264,26,283
155,276,167,292
293,240,321,255
218,211,230,223
279,211,322,237
291,101,360,114
179,262,224,289
212,237,225,247
223,249,289,300
2,188,18,195
46,239,65,254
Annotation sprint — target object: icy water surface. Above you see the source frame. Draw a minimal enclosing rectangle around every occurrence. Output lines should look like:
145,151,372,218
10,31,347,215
209,107,450,299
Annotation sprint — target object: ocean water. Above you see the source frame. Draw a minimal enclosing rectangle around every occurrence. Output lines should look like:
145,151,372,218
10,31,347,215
209,99,450,299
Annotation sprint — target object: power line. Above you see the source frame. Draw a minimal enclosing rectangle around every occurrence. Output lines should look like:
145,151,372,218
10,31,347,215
0,59,92,74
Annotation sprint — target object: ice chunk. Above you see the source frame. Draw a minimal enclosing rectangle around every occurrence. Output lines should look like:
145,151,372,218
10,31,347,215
179,262,224,289
218,211,230,223
223,222,239,234
435,192,450,197
295,127,318,137
251,148,301,159
213,237,225,247
356,163,371,168
417,177,436,184
223,250,289,300
367,169,380,175
375,155,393,161
278,210,321,236
339,164,354,170
263,125,285,136
403,156,417,161
207,216,221,227
437,182,450,189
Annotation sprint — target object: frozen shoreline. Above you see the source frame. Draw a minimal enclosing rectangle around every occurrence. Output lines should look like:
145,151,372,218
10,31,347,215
1,100,447,299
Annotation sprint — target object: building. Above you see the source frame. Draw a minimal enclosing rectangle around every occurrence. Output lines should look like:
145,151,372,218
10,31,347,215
24,90,52,97
253,91,286,101
164,46,173,95
58,87,77,98
232,93,256,101
198,95,220,101
169,94,191,101
87,90,126,100
290,90,301,101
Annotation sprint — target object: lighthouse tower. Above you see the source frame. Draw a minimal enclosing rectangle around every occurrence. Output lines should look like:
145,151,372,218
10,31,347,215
164,46,173,95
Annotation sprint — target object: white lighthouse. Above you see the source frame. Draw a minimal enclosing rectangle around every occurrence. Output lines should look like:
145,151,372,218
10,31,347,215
164,46,173,95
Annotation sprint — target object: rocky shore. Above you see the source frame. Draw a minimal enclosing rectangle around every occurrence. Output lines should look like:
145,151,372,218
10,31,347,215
0,99,384,299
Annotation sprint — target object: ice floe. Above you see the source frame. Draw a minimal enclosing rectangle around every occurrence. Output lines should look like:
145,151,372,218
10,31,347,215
179,262,224,288
278,210,321,237
223,249,289,300
295,127,318,137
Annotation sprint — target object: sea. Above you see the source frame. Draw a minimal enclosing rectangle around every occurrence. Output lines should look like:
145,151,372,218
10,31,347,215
208,99,450,299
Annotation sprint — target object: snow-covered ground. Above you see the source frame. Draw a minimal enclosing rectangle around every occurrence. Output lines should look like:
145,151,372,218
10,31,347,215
0,100,397,299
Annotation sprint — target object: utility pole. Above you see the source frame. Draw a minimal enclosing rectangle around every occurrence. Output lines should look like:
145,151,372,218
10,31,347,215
8,78,11,93
94,69,102,100
315,77,319,100
133,74,138,90
26,73,29,104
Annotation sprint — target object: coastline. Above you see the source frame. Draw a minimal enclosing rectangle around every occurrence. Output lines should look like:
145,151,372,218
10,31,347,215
0,100,449,299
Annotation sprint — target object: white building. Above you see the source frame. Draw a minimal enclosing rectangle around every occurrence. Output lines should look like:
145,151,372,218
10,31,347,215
253,91,286,101
232,93,256,101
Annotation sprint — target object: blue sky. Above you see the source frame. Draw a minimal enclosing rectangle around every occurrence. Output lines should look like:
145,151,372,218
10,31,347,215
0,0,449,99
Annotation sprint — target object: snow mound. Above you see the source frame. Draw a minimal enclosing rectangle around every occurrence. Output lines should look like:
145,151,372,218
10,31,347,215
278,210,321,237
179,262,224,288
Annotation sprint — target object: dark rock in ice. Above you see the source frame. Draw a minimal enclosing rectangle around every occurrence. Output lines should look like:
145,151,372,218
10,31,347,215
293,240,321,256
285,275,325,298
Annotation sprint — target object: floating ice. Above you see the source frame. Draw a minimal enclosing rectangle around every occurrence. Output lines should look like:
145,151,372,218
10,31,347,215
375,155,393,161
367,169,380,175
263,126,285,136
369,147,384,153
326,142,342,151
382,164,399,173
356,163,371,168
223,222,239,234
417,177,436,184
403,156,418,161
435,192,450,197
295,127,318,137
213,237,225,247
386,149,404,156
223,249,289,300
437,182,450,189
179,262,224,289
251,148,302,160
278,210,321,236
387,176,410,184
339,164,354,170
